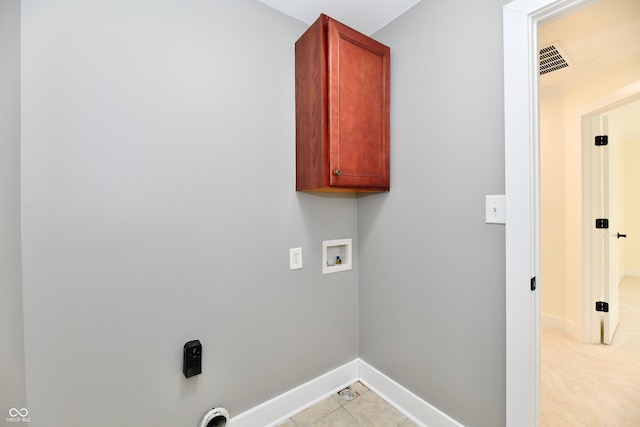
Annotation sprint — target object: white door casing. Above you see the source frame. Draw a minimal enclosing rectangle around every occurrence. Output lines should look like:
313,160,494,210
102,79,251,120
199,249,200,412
584,113,605,343
586,112,621,344
506,0,640,423
503,0,599,425
581,89,640,345
600,115,621,344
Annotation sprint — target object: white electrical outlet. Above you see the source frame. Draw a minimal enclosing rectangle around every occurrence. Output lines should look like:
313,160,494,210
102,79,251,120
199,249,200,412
289,247,302,270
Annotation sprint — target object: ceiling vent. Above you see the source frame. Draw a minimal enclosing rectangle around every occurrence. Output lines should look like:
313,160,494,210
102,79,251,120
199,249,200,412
539,42,571,75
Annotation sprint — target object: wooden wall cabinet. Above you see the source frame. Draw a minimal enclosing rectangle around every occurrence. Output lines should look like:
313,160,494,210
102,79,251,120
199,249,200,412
295,14,390,192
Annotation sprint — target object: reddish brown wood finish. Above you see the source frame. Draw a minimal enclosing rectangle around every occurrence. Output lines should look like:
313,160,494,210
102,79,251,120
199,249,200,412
295,14,390,192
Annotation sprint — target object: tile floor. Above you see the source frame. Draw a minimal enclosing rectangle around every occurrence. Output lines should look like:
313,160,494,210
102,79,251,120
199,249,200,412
277,381,418,426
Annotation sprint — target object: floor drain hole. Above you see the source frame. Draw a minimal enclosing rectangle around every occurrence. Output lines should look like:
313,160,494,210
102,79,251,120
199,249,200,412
338,388,357,401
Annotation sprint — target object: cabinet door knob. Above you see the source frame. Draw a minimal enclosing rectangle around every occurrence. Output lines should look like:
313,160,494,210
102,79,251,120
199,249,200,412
333,169,341,176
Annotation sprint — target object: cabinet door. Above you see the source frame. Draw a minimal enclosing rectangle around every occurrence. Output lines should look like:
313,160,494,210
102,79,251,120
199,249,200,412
327,19,390,190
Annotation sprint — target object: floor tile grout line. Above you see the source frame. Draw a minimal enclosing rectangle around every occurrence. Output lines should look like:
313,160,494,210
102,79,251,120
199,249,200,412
281,381,417,426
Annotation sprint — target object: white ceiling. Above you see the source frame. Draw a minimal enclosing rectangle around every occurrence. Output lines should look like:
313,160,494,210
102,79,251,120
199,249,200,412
540,0,640,140
256,0,422,36
539,0,640,96
258,0,639,140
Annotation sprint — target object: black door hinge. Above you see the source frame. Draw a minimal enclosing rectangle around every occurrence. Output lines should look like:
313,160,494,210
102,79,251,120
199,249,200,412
596,218,609,229
531,277,536,291
595,135,608,146
595,301,609,312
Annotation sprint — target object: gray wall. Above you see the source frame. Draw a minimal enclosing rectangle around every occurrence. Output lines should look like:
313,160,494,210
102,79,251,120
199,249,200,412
359,1,508,426
14,0,511,425
20,1,358,426
0,0,27,416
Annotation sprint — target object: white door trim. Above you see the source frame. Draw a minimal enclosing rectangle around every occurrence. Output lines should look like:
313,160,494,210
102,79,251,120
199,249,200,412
581,82,640,344
503,0,598,425
583,112,603,344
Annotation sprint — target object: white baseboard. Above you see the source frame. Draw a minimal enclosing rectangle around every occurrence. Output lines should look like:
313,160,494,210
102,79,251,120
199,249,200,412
541,312,570,331
624,269,640,278
541,312,580,338
359,360,463,427
541,313,583,342
228,358,462,427
229,359,359,427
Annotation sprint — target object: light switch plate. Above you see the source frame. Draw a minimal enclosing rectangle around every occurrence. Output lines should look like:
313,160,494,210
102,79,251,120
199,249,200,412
485,195,506,224
289,247,302,270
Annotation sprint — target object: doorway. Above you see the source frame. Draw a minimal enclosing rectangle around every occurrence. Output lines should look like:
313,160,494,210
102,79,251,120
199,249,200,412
538,0,640,346
540,91,640,346
539,94,640,424
504,0,640,424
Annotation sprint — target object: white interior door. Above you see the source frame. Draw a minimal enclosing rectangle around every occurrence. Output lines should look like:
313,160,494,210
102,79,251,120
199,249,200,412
597,115,620,344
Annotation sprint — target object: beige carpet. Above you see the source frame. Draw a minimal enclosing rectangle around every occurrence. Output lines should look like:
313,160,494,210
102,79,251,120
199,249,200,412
541,276,640,426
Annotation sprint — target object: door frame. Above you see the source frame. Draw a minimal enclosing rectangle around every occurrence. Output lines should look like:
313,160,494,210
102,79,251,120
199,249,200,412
505,0,640,423
582,86,640,343
503,0,599,425
583,112,605,344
